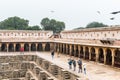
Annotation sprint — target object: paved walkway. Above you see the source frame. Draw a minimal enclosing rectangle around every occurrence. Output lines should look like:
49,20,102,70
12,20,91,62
36,52,120,80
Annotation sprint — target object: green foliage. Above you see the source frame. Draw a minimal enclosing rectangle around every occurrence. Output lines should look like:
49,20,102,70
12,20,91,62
26,25,41,30
41,18,65,33
0,16,29,30
73,27,84,30
86,22,108,28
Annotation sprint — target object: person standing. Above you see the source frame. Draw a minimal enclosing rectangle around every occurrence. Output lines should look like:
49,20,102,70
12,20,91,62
72,59,76,71
51,50,54,59
77,58,82,73
68,58,72,69
83,63,87,75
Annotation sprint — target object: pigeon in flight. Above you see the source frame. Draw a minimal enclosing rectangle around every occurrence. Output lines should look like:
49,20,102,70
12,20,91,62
111,11,120,14
97,11,101,14
50,11,54,13
110,17,115,20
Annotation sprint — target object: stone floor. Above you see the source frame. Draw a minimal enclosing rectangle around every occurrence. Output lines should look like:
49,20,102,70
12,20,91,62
0,52,120,80
36,52,120,80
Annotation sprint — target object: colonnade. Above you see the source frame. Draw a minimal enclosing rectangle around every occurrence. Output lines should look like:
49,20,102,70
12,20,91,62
0,42,54,52
0,42,119,68
55,43,120,68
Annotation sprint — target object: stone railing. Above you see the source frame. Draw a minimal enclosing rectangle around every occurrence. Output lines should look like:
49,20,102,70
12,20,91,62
0,38,54,42
54,38,102,45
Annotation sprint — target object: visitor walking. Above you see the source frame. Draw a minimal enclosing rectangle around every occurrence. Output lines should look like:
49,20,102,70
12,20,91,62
68,57,73,69
72,59,76,71
51,50,54,59
77,58,82,73
83,63,87,75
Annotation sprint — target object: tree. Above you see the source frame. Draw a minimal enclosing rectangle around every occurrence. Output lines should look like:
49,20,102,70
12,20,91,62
86,22,108,28
40,18,65,33
73,27,84,30
0,16,29,30
41,18,50,30
26,25,41,30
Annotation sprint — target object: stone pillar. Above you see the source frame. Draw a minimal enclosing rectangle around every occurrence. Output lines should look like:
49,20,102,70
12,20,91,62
13,43,16,52
83,46,85,59
111,49,115,67
6,43,9,52
88,47,91,60
29,43,31,51
103,48,106,65
69,44,72,56
78,45,81,58
21,43,24,48
60,44,62,53
42,43,46,51
66,44,68,54
0,43,1,51
74,45,76,57
62,44,64,54
95,48,99,62
36,43,38,51
50,43,54,51
34,43,37,51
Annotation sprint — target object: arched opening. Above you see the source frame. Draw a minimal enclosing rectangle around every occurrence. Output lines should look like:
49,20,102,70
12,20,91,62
98,48,104,63
1,43,7,52
85,47,89,60
114,49,120,67
24,43,29,51
16,43,21,51
71,45,74,56
106,49,112,65
67,45,70,55
80,46,84,58
9,43,14,52
61,44,64,53
31,43,36,51
91,47,96,61
75,45,79,57
45,43,50,51
37,43,43,51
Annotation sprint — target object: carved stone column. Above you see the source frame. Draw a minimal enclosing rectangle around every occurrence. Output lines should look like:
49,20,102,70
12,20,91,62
0,43,1,51
83,46,85,59
78,45,81,58
63,44,65,54
13,43,16,52
6,43,9,52
42,43,46,51
111,48,115,67
88,47,91,60
29,43,31,51
65,44,68,54
21,43,24,48
69,44,72,56
36,43,38,51
95,47,99,62
103,48,107,65
74,45,76,57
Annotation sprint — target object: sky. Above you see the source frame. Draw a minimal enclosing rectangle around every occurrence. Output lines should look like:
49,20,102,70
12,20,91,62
0,0,120,30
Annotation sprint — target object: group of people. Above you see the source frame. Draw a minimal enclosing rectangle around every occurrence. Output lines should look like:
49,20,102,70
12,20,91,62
68,57,86,75
50,50,86,74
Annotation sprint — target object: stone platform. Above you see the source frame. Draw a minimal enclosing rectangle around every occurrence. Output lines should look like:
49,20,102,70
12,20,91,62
0,52,120,80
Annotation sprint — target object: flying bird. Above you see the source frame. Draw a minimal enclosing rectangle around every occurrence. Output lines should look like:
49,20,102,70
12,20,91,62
111,11,120,14
97,11,101,14
110,17,115,20
50,11,54,13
